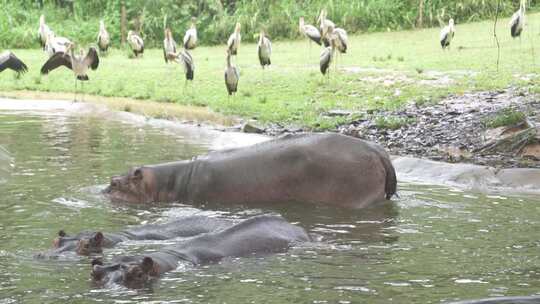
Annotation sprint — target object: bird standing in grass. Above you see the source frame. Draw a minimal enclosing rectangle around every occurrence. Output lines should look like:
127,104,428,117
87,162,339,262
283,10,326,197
227,23,242,56
318,9,335,47
333,27,348,54
127,31,144,57
41,43,99,101
183,17,198,50
224,50,239,96
299,17,322,46
509,0,526,38
0,51,28,75
38,15,54,50
440,19,455,50
44,33,71,57
166,50,195,83
257,30,272,69
320,37,335,76
97,20,110,54
163,28,177,63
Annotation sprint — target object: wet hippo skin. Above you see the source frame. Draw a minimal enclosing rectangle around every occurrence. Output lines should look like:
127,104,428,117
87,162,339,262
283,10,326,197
104,133,397,208
91,215,310,289
35,215,233,258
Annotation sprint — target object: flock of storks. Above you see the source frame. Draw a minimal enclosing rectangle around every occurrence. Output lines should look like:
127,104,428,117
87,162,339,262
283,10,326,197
0,1,528,98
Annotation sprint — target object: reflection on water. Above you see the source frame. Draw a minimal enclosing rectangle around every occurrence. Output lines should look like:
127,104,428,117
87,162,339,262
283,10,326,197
0,104,539,304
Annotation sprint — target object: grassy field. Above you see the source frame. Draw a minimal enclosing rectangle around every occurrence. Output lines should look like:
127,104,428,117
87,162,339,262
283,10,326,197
1,14,539,129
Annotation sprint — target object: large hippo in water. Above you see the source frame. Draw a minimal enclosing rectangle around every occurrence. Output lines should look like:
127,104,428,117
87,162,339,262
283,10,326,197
35,215,233,258
104,133,397,208
91,215,310,288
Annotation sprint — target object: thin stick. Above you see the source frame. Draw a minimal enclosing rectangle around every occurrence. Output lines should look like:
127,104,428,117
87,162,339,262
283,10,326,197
493,0,502,72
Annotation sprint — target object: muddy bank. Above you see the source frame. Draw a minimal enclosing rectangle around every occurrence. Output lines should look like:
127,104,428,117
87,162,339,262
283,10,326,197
338,88,540,168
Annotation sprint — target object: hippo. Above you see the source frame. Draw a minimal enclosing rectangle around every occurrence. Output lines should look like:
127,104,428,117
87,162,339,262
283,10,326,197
35,215,233,258
91,215,310,289
104,133,397,208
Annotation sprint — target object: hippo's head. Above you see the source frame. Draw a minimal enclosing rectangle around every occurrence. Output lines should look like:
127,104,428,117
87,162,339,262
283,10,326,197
34,230,79,259
103,167,156,203
91,256,158,289
76,232,104,255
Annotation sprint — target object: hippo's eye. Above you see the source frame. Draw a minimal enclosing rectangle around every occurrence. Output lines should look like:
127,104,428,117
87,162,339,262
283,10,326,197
111,180,119,188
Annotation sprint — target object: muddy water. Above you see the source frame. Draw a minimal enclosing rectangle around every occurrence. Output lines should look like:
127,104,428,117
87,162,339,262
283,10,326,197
0,100,539,304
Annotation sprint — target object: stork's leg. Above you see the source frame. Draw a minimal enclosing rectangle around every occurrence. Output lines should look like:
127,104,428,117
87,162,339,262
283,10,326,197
73,78,77,102
81,81,85,102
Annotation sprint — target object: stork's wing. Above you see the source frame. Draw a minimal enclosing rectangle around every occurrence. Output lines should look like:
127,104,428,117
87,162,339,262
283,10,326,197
41,52,72,74
227,34,235,50
0,52,28,74
439,27,449,41
305,25,322,45
320,47,332,75
84,47,99,70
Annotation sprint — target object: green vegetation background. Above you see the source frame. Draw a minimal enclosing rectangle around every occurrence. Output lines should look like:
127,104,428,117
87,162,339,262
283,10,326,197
1,0,536,49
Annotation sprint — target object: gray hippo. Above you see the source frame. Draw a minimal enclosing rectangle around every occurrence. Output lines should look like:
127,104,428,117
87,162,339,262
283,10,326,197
35,215,233,258
446,296,540,304
91,215,310,289
104,133,397,208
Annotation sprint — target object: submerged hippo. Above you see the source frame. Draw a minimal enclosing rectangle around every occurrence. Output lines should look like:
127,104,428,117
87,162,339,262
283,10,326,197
35,215,233,258
104,133,397,208
446,296,540,304
91,215,310,289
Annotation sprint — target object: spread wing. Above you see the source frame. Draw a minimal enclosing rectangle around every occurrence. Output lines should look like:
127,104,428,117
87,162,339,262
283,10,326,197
304,25,322,45
41,52,72,74
83,47,99,70
0,52,28,74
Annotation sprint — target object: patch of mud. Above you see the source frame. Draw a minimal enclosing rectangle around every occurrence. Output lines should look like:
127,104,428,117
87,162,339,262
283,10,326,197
344,68,476,88
339,88,540,168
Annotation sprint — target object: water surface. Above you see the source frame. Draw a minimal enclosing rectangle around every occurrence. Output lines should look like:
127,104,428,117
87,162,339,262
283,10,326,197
0,100,539,304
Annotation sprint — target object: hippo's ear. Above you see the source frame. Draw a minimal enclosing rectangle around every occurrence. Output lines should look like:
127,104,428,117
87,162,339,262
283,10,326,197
58,230,67,237
94,232,104,244
131,168,143,181
91,258,104,267
141,257,154,274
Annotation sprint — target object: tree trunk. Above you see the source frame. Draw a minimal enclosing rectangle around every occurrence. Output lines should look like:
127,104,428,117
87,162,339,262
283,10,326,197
416,0,424,28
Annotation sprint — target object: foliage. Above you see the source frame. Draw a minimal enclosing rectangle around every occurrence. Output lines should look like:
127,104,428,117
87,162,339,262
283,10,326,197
482,108,527,129
0,0,537,49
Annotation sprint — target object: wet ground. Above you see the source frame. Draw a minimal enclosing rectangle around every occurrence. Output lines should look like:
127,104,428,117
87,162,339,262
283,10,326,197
0,99,539,303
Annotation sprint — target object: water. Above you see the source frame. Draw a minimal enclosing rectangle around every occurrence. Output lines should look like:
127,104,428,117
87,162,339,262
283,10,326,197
0,100,539,304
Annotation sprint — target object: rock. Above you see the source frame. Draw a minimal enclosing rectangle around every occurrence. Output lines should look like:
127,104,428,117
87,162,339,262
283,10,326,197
241,123,265,134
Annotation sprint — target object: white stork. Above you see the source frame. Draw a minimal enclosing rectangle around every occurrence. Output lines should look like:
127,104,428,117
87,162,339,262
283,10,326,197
165,50,194,83
440,19,455,50
510,0,526,38
225,50,239,96
183,17,198,50
257,30,272,69
163,28,177,63
97,20,110,53
44,33,72,57
299,17,322,46
0,51,28,75
127,31,144,57
318,9,335,47
41,43,99,101
227,22,242,56
320,38,335,76
38,15,54,50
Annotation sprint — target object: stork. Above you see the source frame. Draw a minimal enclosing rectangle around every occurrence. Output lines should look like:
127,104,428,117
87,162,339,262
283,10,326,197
41,43,99,101
163,28,177,63
165,50,194,83
97,20,110,53
127,31,144,57
333,27,348,54
320,38,335,76
44,33,72,57
227,22,242,56
440,19,455,49
224,50,239,96
183,17,198,50
0,51,28,75
257,30,272,69
510,0,526,38
38,15,54,50
299,17,322,46
318,9,335,47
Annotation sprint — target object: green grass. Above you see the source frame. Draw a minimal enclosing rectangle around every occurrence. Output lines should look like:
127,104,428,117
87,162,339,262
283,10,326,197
1,13,539,130
482,108,528,129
